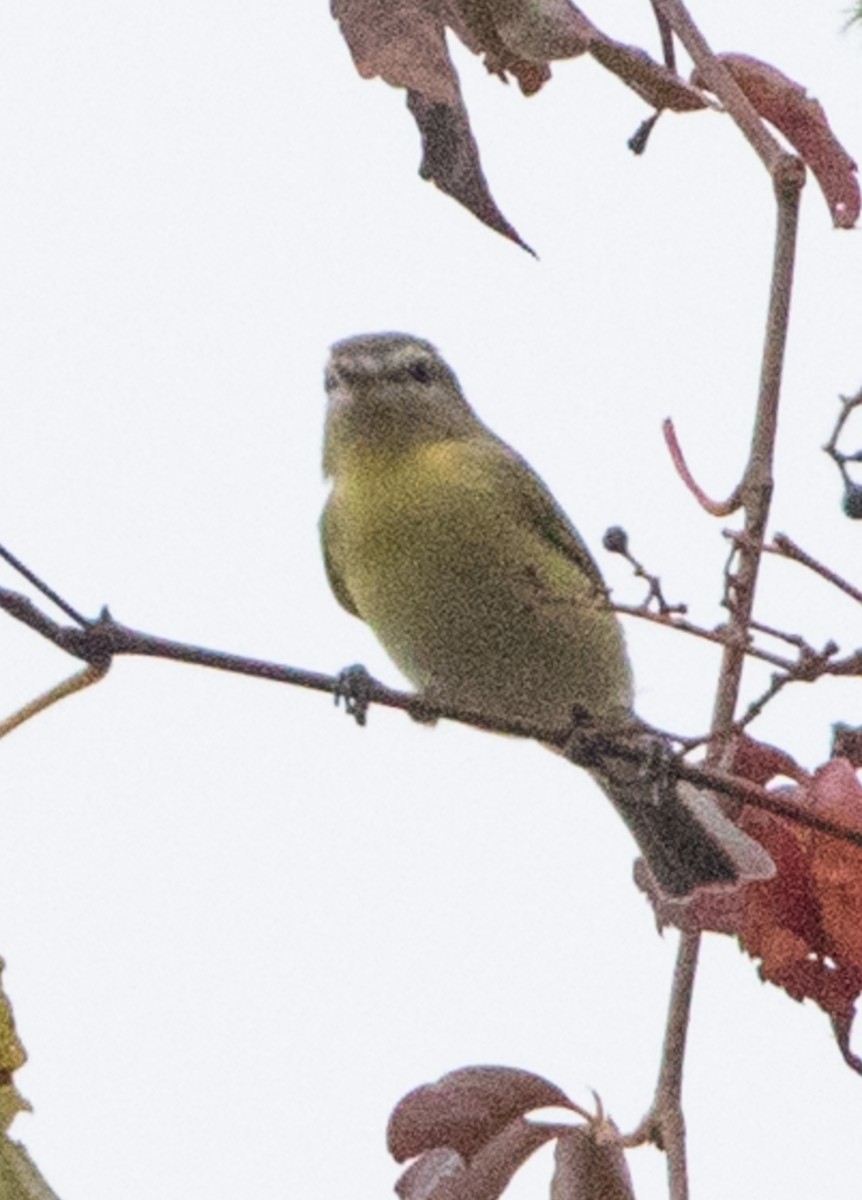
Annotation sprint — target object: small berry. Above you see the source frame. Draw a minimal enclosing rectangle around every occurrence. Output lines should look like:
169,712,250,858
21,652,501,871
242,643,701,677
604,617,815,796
842,484,862,519
603,526,629,555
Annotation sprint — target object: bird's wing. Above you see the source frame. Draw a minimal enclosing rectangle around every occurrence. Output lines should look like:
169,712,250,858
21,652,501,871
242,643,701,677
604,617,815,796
475,438,611,597
320,497,361,617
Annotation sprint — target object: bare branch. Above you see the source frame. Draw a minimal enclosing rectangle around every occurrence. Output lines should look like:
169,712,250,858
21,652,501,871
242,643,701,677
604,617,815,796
652,0,794,177
627,6,806,1186
3,585,862,849
767,533,862,605
663,418,742,517
603,525,687,615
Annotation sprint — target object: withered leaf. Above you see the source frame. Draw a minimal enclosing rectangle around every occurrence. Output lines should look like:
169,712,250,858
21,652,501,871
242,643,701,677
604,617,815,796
552,1124,635,1200
694,53,859,228
396,1118,567,1200
388,1064,574,1163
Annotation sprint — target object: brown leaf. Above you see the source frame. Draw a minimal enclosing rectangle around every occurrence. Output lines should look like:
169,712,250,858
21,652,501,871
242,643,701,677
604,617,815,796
332,0,460,104
589,37,707,113
552,1124,636,1200
407,89,536,254
452,0,594,65
395,1147,467,1200
332,0,535,251
397,1118,568,1200
693,53,860,228
388,1065,574,1163
832,724,862,770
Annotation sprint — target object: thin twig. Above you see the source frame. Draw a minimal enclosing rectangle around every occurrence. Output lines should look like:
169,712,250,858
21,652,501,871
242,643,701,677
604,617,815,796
711,141,801,759
615,603,795,670
603,526,687,615
767,534,862,605
624,932,699,1152
732,638,838,730
4,587,862,847
0,662,108,740
652,0,790,176
0,542,90,626
626,8,805,1194
823,388,862,462
663,418,742,516
650,0,676,72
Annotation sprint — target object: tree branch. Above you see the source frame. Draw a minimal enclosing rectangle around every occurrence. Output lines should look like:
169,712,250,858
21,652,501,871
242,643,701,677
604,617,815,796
3,585,861,848
626,7,806,1194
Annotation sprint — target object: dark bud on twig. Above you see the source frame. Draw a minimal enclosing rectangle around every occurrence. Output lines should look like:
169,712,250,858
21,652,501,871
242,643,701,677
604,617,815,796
603,526,629,555
842,483,862,519
628,112,661,156
833,723,862,767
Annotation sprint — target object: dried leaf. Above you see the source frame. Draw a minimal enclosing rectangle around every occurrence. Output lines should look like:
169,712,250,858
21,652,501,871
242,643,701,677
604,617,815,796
729,734,807,788
453,0,594,65
331,0,715,248
397,1118,567,1200
693,53,860,228
588,37,706,113
332,0,460,103
832,724,862,769
407,90,536,254
395,1147,467,1200
552,1124,635,1200
332,0,535,251
388,1065,574,1163
654,757,862,1068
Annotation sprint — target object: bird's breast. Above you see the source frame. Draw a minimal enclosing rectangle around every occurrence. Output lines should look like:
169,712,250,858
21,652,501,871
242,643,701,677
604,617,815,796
331,442,631,729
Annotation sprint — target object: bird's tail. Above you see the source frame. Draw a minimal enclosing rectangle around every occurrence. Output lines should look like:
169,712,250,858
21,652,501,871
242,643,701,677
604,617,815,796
589,747,774,896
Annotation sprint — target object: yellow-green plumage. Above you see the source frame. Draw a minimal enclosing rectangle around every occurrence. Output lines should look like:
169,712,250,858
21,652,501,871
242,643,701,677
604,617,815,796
324,436,632,731
320,333,771,895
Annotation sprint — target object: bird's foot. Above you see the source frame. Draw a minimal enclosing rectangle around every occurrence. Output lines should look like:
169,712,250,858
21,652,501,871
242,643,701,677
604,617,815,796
334,663,373,727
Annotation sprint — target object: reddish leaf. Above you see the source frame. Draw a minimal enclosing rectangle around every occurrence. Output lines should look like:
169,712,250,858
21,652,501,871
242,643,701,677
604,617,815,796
653,760,862,1066
552,1124,635,1200
396,1118,568,1200
331,1,707,251
694,53,859,228
729,733,807,787
644,746,862,1015
388,1065,574,1163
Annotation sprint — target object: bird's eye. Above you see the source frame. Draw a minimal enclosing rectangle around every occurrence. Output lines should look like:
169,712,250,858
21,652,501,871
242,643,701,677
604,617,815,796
407,359,433,384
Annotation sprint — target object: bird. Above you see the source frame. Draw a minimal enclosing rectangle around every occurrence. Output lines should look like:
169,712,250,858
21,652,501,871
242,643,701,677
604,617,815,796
319,332,773,895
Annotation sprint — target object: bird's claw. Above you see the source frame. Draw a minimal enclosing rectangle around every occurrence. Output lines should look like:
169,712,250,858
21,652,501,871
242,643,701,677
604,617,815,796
334,663,373,727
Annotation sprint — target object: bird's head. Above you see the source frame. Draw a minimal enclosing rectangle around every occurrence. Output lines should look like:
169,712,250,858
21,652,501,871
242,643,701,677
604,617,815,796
322,333,482,475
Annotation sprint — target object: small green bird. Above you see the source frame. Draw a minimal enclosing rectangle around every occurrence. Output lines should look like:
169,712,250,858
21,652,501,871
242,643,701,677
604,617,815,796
320,332,771,895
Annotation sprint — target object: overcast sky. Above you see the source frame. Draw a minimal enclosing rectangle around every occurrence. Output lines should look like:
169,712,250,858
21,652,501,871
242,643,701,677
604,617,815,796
1,4,861,1198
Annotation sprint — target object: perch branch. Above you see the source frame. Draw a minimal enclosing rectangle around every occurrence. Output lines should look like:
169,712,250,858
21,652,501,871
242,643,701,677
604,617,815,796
3,586,862,847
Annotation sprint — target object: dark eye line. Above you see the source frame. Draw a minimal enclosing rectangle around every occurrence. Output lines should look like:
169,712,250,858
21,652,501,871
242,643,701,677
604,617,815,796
406,359,433,384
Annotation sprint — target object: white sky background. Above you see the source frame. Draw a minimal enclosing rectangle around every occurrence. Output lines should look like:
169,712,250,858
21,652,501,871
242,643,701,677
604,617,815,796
1,3,861,1197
